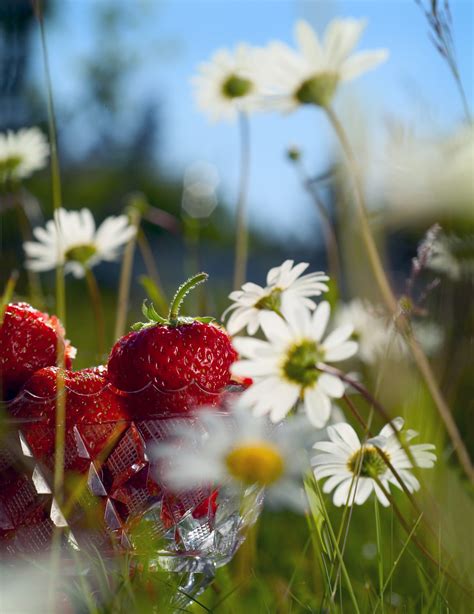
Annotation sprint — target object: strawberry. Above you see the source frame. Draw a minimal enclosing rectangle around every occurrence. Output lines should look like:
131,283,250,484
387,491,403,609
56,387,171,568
0,302,76,400
11,366,129,472
160,489,219,531
107,273,237,416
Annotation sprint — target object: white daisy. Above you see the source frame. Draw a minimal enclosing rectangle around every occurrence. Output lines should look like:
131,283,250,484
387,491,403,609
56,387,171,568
192,44,264,122
0,127,49,181
381,124,474,224
335,299,392,365
23,207,136,278
258,18,388,111
231,302,358,427
223,260,329,336
152,404,312,513
335,299,442,364
312,418,436,507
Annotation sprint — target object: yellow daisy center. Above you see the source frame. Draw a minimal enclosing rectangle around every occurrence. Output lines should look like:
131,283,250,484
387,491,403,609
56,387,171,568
295,72,339,108
282,340,325,388
255,287,282,312
64,243,97,265
0,155,22,176
221,74,253,99
225,442,284,485
347,445,390,478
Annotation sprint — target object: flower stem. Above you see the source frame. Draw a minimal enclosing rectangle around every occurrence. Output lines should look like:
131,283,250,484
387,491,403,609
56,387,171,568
114,202,142,340
233,112,251,290
309,476,362,613
294,159,341,286
325,105,394,310
137,229,168,315
12,187,45,308
0,271,18,323
372,476,469,595
324,104,474,483
35,0,65,324
34,2,67,526
374,496,385,613
85,267,106,359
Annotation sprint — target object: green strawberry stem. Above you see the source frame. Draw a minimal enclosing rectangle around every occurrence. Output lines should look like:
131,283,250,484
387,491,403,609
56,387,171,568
168,272,208,323
132,272,213,330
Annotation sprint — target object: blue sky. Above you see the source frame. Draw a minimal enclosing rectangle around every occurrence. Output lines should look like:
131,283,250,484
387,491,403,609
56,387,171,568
32,0,473,239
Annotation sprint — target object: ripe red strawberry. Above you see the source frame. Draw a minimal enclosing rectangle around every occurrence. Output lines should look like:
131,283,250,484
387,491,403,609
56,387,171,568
0,302,76,400
11,366,129,472
108,273,237,416
160,489,219,531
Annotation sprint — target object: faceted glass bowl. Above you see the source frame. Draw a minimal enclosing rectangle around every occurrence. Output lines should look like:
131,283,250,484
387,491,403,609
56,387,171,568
0,384,263,605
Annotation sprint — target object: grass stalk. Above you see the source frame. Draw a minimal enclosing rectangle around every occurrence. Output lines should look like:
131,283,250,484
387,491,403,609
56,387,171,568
374,495,385,612
114,202,142,340
324,104,473,483
35,0,67,511
307,476,361,613
372,476,469,594
233,112,251,290
373,512,424,613
294,158,341,285
34,5,69,610
12,188,44,307
0,271,19,319
84,267,106,359
136,229,168,314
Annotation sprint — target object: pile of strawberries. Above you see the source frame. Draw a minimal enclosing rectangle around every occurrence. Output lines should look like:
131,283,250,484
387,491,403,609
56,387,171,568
0,276,238,553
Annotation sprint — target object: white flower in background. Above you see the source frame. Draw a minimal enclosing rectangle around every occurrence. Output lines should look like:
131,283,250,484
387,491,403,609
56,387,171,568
257,18,388,111
426,233,474,281
335,299,442,364
24,207,136,278
381,124,474,223
335,299,392,364
232,302,357,427
312,418,436,507
152,405,312,513
0,127,49,181
192,44,264,122
223,260,329,335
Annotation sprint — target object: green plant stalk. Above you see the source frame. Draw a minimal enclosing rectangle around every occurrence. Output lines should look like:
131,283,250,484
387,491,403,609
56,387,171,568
308,476,361,613
294,159,342,286
372,476,469,594
35,7,68,609
304,493,333,603
35,0,67,511
12,187,44,307
374,495,385,613
326,471,362,606
136,229,168,314
0,272,19,402
114,206,141,339
233,112,251,290
373,512,424,613
85,267,106,359
305,485,340,608
0,271,18,321
324,104,474,483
